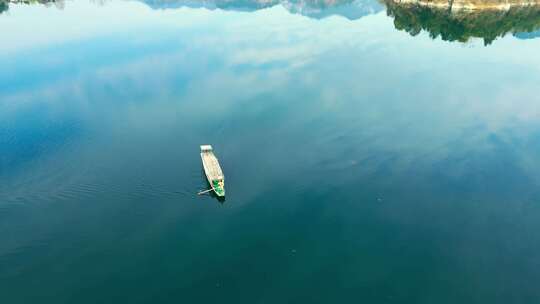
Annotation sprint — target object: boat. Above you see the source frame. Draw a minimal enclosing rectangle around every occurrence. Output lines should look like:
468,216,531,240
200,145,225,197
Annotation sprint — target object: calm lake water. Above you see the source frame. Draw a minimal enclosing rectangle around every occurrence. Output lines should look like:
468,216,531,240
2,0,540,303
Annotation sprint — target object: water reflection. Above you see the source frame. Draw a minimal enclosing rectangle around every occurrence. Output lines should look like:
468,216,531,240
0,1,7,13
2,0,540,302
514,29,540,39
0,0,383,19
3,0,540,45
0,0,65,13
142,0,383,19
383,0,540,45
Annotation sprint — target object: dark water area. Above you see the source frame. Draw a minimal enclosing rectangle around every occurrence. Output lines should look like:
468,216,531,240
2,0,540,303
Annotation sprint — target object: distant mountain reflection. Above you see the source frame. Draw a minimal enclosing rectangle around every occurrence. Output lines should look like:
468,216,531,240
0,0,65,13
140,0,383,20
383,0,540,45
0,0,383,19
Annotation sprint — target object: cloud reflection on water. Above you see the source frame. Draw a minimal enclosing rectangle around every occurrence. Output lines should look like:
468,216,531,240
2,1,540,186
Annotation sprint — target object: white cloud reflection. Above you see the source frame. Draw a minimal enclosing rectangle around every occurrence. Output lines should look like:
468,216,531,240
2,1,540,176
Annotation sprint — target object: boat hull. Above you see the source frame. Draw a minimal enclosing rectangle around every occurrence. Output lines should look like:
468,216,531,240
200,145,225,197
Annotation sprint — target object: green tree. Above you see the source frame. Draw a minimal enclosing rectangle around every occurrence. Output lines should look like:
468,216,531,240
384,0,540,45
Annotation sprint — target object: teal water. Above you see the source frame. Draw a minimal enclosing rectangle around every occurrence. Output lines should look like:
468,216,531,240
2,1,540,303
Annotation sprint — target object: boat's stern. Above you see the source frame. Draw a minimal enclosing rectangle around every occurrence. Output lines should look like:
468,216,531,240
212,179,225,197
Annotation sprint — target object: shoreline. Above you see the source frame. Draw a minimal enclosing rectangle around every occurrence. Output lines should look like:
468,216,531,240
388,0,540,11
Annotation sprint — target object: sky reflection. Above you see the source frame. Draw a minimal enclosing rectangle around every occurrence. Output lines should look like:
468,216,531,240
2,2,540,168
